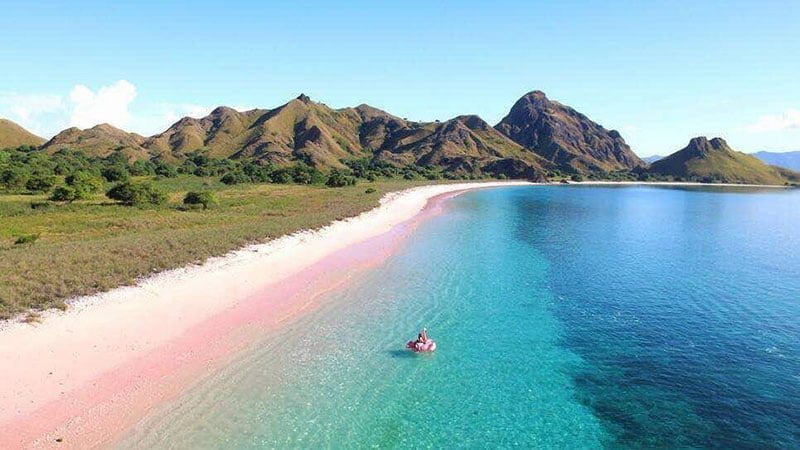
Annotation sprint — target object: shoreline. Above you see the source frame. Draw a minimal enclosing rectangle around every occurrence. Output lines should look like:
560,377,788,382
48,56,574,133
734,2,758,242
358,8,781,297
0,181,529,447
563,180,791,188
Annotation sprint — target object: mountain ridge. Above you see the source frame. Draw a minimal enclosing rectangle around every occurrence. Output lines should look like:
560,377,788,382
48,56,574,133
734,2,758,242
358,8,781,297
4,91,799,185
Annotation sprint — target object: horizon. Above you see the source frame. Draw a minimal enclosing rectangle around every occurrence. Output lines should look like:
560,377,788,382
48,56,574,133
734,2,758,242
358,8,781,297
1,1,798,156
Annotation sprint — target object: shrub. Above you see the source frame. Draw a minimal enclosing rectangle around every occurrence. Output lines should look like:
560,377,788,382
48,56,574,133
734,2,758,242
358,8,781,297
154,162,178,178
14,234,39,245
101,166,130,182
49,186,84,202
221,171,250,185
570,174,584,182
365,187,377,194
106,181,167,206
0,167,29,189
326,169,356,187
129,159,156,176
290,163,327,184
183,191,217,210
270,169,293,184
25,176,57,192
66,171,104,193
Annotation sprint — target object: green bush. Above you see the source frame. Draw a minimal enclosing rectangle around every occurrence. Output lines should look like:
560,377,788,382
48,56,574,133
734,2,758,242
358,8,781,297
25,176,57,192
101,166,130,182
183,191,217,210
129,159,156,176
570,174,584,182
326,169,357,187
66,171,104,193
154,162,179,178
106,181,167,206
271,170,294,184
1,167,29,189
365,187,377,194
220,171,250,185
49,186,85,202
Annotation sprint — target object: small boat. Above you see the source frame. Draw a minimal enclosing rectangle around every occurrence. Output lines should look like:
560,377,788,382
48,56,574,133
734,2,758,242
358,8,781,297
406,339,437,353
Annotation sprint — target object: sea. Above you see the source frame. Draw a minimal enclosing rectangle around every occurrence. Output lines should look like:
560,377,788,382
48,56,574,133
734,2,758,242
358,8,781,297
121,185,800,449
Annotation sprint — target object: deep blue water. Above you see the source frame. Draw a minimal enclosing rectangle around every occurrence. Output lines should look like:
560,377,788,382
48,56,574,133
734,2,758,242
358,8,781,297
122,185,800,449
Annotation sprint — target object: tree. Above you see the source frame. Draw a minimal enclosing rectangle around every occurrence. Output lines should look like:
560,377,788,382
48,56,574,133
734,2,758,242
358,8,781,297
220,171,250,185
154,161,178,178
183,191,217,210
101,166,130,182
106,181,167,206
25,176,57,192
271,169,294,184
130,159,156,176
49,186,84,202
326,169,357,187
1,167,29,189
66,171,104,194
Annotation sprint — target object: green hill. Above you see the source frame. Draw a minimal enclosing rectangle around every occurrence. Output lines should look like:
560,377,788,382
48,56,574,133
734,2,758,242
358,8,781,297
0,119,45,148
650,137,797,185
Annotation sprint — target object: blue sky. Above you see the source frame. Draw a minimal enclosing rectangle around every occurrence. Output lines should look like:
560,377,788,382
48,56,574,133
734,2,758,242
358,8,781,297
1,1,798,156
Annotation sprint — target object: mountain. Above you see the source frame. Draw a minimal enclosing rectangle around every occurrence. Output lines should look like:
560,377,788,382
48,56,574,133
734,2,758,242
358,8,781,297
28,95,549,178
144,96,370,167
370,114,549,178
144,95,549,177
40,124,149,161
0,119,45,148
650,137,797,185
643,155,663,164
143,106,265,162
495,91,643,173
753,151,800,171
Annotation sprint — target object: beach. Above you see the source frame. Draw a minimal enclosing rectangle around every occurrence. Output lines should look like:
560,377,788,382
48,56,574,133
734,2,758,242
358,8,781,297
0,181,529,448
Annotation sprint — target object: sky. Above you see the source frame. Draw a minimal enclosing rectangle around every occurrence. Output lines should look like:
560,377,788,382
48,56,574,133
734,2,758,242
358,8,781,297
1,1,798,156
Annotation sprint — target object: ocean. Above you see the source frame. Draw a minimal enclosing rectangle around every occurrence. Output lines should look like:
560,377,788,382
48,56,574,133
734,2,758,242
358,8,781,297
121,185,800,448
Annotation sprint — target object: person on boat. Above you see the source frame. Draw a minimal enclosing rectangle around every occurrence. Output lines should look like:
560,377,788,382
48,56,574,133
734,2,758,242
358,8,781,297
417,328,429,343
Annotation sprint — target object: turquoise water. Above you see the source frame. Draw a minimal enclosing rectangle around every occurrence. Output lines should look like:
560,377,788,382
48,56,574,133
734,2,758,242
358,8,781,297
122,186,800,448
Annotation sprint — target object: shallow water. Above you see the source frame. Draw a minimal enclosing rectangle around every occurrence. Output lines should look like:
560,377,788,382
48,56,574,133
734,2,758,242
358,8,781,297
121,185,800,448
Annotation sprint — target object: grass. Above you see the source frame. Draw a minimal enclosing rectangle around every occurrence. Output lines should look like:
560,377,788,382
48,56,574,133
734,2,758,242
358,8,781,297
0,176,435,319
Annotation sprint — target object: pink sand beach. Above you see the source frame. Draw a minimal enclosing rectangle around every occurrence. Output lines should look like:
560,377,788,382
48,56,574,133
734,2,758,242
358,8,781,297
0,181,528,448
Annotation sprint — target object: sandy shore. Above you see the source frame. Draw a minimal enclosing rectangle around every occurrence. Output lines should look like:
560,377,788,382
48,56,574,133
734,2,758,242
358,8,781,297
0,181,529,448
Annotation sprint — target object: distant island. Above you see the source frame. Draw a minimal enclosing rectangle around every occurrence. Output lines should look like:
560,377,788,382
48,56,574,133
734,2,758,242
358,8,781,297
752,150,800,171
2,90,798,188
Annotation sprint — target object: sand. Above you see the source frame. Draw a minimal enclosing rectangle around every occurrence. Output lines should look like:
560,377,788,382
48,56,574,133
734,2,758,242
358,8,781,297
0,181,529,448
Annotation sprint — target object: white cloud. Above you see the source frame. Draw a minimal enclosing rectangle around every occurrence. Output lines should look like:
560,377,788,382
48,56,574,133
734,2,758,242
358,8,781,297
68,80,137,129
744,109,800,133
0,80,216,138
0,93,66,136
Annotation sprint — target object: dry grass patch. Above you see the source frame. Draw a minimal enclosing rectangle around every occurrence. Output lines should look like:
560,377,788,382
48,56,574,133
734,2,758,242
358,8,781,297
0,178,433,319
